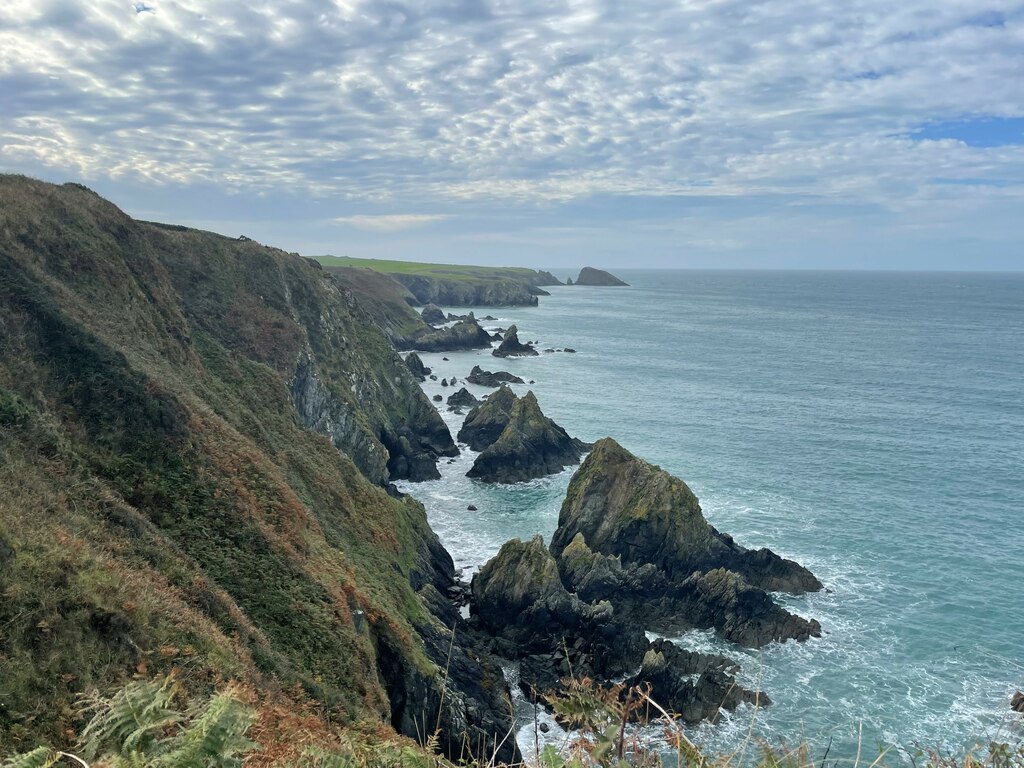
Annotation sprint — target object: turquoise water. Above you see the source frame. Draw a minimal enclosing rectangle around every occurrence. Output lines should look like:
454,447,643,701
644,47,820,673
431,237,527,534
396,271,1024,759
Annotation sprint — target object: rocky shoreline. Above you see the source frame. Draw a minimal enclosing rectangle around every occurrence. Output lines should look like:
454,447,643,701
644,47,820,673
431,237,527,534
393,282,824,754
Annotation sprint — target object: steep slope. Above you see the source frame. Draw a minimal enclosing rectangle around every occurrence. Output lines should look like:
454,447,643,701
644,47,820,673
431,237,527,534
327,266,431,348
0,176,512,761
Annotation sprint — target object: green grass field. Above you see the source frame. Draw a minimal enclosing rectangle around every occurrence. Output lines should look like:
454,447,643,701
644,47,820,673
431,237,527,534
316,255,539,282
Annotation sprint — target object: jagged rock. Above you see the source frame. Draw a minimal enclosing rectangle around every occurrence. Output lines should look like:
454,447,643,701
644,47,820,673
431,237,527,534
533,270,563,286
551,439,821,593
413,318,493,352
492,325,538,358
549,440,821,646
466,365,524,388
1012,691,1024,714
470,537,647,685
626,639,766,724
441,378,449,387
467,392,589,484
403,352,430,381
563,348,576,354
447,387,480,412
566,277,574,286
467,504,478,511
456,386,517,451
573,267,629,286
421,303,447,325
432,394,443,402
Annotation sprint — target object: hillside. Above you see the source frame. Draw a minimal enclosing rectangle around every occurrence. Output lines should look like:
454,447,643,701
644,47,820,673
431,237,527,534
0,176,515,761
318,255,561,307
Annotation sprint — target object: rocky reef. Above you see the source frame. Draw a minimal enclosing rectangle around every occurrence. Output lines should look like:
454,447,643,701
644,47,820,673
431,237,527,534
469,537,760,723
466,392,589,484
492,324,538,357
466,365,525,387
572,266,629,286
411,314,494,352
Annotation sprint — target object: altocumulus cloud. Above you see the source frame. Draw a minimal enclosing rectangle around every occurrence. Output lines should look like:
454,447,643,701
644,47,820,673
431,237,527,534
1,0,1023,267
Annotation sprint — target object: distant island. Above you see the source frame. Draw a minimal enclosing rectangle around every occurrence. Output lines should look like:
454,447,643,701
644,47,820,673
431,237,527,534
568,266,629,286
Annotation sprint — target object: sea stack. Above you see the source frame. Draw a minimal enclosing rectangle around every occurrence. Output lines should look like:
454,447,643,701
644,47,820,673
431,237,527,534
466,391,589,483
492,324,538,357
572,267,629,286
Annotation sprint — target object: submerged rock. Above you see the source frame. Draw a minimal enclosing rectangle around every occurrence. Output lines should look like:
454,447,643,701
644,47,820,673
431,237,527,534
466,365,524,387
447,387,480,412
467,392,589,484
572,267,629,286
456,386,517,451
403,352,430,381
492,325,538,357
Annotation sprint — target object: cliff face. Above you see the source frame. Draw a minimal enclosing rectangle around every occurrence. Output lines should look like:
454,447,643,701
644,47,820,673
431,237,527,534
326,266,431,348
0,176,513,761
392,274,540,307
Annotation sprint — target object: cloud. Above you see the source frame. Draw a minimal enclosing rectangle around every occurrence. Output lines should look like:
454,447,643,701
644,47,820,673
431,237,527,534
1,0,1023,223
331,213,452,231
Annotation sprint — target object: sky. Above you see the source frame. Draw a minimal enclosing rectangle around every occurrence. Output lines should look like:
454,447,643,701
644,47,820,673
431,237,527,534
2,1,1023,270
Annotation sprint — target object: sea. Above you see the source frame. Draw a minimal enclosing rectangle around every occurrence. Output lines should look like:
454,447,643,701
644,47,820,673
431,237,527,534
394,270,1024,762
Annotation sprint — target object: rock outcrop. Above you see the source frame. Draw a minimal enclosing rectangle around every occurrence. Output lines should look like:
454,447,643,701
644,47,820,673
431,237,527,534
456,386,517,451
549,439,821,646
446,387,480,412
412,316,493,352
466,392,589,484
573,267,629,286
421,303,447,325
466,365,524,387
470,537,758,724
492,324,538,357
403,352,430,381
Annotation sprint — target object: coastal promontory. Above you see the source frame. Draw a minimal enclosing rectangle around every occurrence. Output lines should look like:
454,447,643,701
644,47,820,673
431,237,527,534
572,266,629,286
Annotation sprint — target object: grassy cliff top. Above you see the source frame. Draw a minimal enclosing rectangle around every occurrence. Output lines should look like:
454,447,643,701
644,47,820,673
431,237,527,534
316,255,540,282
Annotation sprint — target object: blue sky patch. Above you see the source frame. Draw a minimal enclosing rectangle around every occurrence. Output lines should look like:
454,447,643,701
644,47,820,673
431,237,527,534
912,117,1024,148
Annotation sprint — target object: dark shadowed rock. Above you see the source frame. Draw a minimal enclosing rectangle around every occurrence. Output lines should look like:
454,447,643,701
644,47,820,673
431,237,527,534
466,365,525,387
492,325,538,357
573,267,629,286
447,387,480,412
625,638,766,724
466,392,589,484
412,317,493,352
421,303,447,325
470,536,646,684
1012,690,1024,714
403,352,430,381
456,386,517,451
432,394,442,402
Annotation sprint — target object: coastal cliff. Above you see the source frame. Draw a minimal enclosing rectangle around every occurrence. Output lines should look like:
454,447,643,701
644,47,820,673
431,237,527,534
0,176,516,763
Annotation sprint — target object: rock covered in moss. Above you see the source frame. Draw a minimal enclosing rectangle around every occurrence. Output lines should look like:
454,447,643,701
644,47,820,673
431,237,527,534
551,438,821,593
549,439,822,646
456,385,517,451
573,267,629,286
466,365,524,387
492,324,538,357
466,392,589,484
470,536,646,680
403,352,430,381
